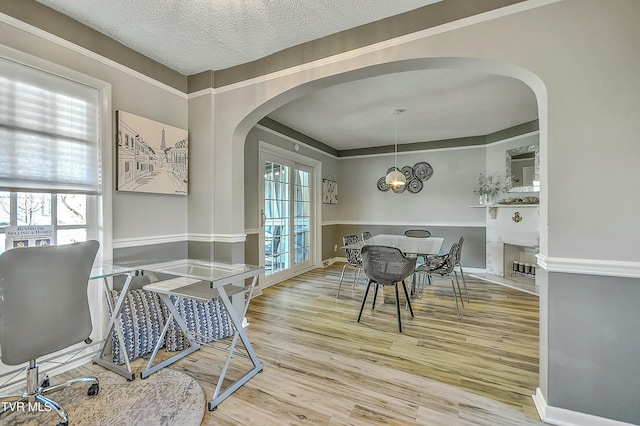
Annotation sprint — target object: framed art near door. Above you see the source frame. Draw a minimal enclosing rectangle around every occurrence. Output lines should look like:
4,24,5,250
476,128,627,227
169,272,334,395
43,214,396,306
322,177,338,204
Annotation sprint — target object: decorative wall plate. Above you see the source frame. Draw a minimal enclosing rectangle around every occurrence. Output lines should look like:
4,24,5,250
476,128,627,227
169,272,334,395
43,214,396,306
407,179,423,193
413,162,433,181
386,166,399,174
401,166,414,180
377,177,390,191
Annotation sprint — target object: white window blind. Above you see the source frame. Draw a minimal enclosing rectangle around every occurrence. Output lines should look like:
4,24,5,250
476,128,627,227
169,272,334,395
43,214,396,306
0,56,101,194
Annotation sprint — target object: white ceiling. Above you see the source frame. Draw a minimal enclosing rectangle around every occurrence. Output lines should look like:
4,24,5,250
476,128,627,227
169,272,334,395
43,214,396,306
269,69,537,150
35,0,538,150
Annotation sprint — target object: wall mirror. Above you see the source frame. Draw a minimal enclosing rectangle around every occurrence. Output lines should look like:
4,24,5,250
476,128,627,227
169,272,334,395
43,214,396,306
506,143,539,192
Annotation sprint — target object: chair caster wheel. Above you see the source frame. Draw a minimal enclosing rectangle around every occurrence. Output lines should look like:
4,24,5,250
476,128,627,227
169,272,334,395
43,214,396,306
88,383,99,396
42,378,50,388
57,422,69,426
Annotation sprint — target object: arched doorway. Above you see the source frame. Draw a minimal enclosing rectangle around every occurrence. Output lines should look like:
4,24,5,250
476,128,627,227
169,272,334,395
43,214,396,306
228,56,548,411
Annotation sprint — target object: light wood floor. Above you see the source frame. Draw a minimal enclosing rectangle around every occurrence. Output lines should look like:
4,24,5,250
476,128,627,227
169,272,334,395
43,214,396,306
60,263,542,425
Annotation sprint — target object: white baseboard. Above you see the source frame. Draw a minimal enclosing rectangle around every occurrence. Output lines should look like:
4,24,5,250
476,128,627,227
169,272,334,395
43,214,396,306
533,388,636,426
322,257,339,267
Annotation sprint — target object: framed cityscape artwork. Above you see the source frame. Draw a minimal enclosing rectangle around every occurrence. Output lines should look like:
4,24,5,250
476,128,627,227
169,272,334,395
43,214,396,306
116,111,189,195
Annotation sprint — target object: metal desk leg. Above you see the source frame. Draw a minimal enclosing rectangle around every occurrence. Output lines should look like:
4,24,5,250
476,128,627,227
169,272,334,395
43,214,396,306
140,293,201,379
208,275,263,411
93,274,136,381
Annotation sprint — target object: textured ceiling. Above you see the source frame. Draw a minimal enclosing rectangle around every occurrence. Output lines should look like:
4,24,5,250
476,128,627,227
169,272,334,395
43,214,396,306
36,0,441,75
269,69,538,150
34,0,538,150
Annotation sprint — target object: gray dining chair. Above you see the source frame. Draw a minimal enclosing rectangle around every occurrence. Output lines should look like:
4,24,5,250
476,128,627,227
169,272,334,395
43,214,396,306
415,241,463,319
0,240,100,424
403,229,431,265
336,234,364,298
453,236,469,303
361,231,372,241
404,229,431,238
357,245,417,333
421,235,469,303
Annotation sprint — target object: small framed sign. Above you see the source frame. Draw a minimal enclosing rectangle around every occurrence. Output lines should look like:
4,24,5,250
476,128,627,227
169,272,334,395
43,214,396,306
322,177,338,204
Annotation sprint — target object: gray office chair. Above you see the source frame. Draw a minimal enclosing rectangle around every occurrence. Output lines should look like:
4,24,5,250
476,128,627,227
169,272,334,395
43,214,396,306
357,245,417,333
0,240,100,425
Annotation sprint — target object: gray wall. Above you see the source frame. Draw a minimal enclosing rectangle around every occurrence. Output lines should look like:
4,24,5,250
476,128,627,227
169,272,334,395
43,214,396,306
548,273,640,425
245,122,538,271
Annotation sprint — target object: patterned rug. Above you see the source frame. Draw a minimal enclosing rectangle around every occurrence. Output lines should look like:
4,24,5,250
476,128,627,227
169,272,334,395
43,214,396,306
3,368,205,425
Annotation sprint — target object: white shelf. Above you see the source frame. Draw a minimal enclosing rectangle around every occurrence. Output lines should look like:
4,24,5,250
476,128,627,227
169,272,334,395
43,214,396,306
469,204,538,208
469,203,539,219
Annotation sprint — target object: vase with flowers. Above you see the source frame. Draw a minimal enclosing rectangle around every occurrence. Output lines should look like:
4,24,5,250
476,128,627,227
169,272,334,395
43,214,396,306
474,173,503,206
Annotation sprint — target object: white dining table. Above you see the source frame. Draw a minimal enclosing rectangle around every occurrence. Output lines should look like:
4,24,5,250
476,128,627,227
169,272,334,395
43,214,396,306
343,234,445,301
365,234,444,257
344,234,444,257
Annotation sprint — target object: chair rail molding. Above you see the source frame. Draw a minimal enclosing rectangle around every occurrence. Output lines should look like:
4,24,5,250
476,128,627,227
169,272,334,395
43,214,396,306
113,234,186,249
536,254,640,279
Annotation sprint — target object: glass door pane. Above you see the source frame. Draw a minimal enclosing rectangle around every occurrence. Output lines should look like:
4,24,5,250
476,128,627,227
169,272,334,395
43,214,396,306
293,168,311,266
264,160,291,275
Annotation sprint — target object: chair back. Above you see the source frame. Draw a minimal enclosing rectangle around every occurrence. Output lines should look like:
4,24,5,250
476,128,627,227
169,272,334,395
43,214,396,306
0,240,100,365
455,236,464,265
343,234,362,267
430,242,457,275
361,231,372,241
361,245,417,285
404,229,431,238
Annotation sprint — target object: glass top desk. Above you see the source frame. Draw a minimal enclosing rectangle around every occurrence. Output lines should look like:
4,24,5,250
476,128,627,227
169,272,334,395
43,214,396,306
139,259,264,411
90,263,142,381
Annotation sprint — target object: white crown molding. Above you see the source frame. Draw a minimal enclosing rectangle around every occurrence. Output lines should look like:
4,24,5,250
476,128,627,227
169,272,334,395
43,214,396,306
533,388,635,426
485,130,540,148
0,12,188,99
187,87,214,99
255,123,339,159
536,254,640,279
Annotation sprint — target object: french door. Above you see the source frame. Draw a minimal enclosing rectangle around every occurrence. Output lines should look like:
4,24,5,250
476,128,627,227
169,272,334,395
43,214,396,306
260,150,315,288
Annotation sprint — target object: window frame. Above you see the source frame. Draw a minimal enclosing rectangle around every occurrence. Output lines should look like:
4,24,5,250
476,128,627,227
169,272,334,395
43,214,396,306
0,45,113,264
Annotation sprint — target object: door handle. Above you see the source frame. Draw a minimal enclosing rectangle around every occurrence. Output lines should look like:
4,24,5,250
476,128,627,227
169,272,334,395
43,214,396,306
261,209,266,227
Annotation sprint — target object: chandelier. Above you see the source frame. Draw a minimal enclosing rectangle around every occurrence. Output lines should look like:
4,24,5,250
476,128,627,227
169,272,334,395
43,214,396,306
385,109,406,189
